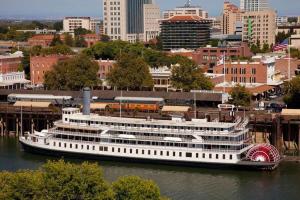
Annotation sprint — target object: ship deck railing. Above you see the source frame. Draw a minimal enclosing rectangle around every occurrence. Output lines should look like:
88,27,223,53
49,129,251,146
54,121,248,137
48,137,252,154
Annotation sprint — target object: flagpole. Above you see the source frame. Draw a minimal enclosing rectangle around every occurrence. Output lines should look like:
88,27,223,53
288,37,291,80
223,51,226,93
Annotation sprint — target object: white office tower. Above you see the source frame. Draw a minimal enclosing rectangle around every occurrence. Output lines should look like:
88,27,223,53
163,0,208,19
103,0,160,42
240,0,269,11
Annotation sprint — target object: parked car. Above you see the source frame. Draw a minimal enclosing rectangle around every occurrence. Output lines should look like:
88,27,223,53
266,103,286,113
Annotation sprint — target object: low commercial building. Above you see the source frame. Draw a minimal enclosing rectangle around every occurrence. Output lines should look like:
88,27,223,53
290,35,300,50
0,71,30,89
0,51,29,89
160,16,211,50
95,59,116,87
82,34,101,47
0,51,23,74
213,57,279,85
169,43,253,72
30,54,72,85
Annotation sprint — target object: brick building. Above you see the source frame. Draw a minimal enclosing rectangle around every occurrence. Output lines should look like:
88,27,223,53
0,51,23,74
28,34,65,47
82,34,101,47
0,51,30,89
30,55,71,85
170,43,253,72
94,59,116,87
213,57,277,85
275,58,300,79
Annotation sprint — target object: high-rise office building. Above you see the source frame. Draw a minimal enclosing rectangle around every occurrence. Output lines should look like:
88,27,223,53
240,0,269,11
163,0,208,19
242,9,276,46
160,16,211,50
222,2,243,35
103,0,160,42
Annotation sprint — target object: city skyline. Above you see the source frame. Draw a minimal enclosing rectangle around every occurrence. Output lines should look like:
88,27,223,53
0,0,299,19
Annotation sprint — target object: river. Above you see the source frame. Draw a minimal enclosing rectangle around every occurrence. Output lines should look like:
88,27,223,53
1,136,300,200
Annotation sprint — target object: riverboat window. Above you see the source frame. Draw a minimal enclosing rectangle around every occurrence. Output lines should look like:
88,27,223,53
136,149,138,154
196,153,199,158
223,154,226,159
59,142,61,147
104,147,108,151
130,149,132,154
160,151,163,156
229,155,233,160
118,148,120,153
124,148,126,153
186,152,192,158
81,145,83,149
179,152,182,157
99,146,103,151
70,144,72,148
64,143,66,148
148,150,151,155
53,142,56,146
92,146,95,150
173,152,175,156
75,144,78,149
216,154,219,159
202,153,205,158
154,150,157,155
87,145,89,150
209,154,212,159
167,151,169,156
112,147,114,152
142,150,144,154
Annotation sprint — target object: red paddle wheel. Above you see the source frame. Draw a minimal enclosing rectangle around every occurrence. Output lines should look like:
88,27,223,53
246,144,280,163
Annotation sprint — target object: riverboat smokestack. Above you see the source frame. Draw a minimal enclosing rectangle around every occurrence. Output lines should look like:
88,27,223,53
83,87,91,115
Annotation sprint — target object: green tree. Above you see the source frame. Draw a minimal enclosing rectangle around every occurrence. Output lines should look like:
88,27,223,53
39,160,113,200
64,33,74,47
112,176,162,200
170,56,214,91
74,27,92,36
50,34,63,46
44,54,100,90
107,53,153,90
75,35,87,47
229,85,251,107
53,21,63,31
283,76,300,108
101,34,110,42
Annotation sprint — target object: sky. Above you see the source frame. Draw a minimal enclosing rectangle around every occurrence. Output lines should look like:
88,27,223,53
0,0,299,19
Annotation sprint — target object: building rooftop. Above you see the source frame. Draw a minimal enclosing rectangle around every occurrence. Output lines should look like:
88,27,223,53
164,15,205,22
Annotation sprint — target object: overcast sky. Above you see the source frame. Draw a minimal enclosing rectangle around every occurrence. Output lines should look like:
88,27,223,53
0,0,299,19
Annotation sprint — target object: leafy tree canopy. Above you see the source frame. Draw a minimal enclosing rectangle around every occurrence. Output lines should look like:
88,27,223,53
283,76,300,108
113,176,163,200
50,34,63,46
30,44,74,56
107,53,154,90
74,27,92,36
170,56,214,91
44,54,100,90
229,85,251,107
0,160,166,200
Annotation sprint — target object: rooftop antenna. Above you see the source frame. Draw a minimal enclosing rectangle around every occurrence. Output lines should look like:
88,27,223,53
185,0,192,7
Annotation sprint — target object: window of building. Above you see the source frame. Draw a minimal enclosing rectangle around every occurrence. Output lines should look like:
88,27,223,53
186,152,192,158
173,152,176,157
209,154,212,159
179,152,182,157
112,147,114,152
87,145,89,150
104,147,108,151
202,153,205,158
70,144,72,148
230,155,233,160
64,143,66,148
216,154,219,159
223,154,226,159
53,142,56,146
160,151,163,156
